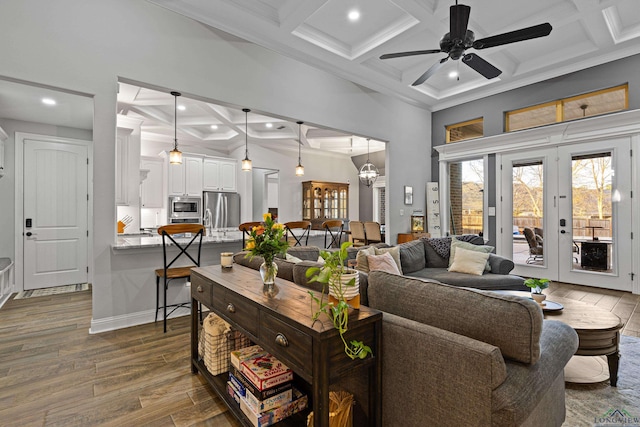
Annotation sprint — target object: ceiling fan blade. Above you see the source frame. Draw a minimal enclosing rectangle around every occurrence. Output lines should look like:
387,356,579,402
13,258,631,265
472,23,552,49
412,57,449,86
462,53,501,79
450,4,471,42
380,49,441,60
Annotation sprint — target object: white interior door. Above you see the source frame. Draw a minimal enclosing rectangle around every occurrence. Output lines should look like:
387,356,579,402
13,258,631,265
23,139,89,290
499,139,632,291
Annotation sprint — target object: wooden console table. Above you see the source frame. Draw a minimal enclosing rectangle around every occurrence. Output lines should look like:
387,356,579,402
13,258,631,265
190,264,383,427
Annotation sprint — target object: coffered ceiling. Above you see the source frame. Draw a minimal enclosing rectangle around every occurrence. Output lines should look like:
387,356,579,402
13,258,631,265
117,82,385,156
148,0,640,111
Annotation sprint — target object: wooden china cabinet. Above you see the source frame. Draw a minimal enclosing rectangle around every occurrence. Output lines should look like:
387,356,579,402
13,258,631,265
302,181,349,228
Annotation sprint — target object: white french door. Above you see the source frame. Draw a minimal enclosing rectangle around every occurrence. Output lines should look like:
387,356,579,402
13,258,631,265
499,138,632,291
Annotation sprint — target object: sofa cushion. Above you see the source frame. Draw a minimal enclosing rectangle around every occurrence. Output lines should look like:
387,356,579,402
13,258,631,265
368,271,543,364
398,239,426,274
285,253,303,263
407,268,526,291
367,252,401,275
284,246,320,261
449,236,494,272
448,247,490,276
422,235,484,268
374,246,403,274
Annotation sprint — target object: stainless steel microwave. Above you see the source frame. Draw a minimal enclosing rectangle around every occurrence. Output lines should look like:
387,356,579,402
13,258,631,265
168,196,201,222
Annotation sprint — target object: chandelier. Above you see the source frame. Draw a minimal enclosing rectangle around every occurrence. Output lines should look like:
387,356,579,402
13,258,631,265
359,138,379,187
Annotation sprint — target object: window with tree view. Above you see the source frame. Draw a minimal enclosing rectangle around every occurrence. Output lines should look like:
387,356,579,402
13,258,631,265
449,159,484,235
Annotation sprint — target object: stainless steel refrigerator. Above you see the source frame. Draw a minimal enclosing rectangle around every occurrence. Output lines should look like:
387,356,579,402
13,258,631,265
202,191,241,231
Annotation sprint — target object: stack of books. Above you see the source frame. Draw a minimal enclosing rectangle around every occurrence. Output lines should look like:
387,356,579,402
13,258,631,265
226,345,308,427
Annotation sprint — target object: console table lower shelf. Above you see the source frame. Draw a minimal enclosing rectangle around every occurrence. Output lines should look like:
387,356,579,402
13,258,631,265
189,264,383,427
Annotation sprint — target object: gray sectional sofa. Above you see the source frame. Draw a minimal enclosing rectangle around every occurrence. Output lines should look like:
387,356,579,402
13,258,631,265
367,271,578,427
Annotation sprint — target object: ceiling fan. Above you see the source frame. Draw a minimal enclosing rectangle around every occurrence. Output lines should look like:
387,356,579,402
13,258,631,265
380,1,552,86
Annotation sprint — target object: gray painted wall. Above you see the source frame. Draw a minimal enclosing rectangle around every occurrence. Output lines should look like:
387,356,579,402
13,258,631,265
0,0,431,325
431,53,640,245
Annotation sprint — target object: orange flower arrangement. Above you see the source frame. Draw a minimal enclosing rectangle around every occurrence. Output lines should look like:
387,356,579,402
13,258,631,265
245,213,288,265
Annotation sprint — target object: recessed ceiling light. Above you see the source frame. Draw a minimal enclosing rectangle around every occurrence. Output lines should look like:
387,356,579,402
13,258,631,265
348,10,360,21
448,71,459,79
210,124,218,130
177,105,186,111
265,123,273,128
42,98,56,105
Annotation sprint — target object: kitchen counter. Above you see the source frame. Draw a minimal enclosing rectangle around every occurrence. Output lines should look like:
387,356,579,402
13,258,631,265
112,231,244,250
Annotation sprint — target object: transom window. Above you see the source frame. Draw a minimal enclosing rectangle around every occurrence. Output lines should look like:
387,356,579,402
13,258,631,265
446,118,484,143
506,84,628,132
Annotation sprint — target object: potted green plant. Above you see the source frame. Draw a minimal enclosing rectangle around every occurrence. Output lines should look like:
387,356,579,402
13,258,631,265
306,241,372,360
524,277,550,305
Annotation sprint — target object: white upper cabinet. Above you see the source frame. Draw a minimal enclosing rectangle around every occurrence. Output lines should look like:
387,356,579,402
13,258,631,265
203,157,237,192
115,127,132,205
168,154,203,196
140,156,163,208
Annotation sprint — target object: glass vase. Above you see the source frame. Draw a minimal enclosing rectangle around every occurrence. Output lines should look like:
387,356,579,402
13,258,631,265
260,261,279,297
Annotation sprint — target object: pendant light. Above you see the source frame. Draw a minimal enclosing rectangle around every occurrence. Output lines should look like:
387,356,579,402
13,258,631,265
359,138,379,187
169,91,182,165
295,121,304,176
241,108,252,171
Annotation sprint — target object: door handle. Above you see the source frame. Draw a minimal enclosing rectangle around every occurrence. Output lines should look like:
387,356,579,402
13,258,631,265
25,232,37,237
560,230,566,234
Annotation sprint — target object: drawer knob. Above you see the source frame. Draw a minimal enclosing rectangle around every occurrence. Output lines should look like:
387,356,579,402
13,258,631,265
275,333,289,347
227,303,236,313
196,285,203,293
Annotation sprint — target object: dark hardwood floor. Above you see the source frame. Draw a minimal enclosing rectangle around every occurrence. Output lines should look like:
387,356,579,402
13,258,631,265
0,282,638,426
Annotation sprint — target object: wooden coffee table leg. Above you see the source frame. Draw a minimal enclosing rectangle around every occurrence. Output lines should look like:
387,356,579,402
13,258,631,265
607,352,620,387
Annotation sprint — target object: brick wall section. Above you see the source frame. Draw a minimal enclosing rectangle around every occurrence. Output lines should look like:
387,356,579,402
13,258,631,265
449,163,462,234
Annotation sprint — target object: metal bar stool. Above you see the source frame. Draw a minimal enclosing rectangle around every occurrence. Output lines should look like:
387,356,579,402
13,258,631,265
284,221,312,246
322,219,343,249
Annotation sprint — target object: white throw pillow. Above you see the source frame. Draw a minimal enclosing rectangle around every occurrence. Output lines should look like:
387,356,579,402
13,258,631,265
367,252,401,275
374,246,403,274
448,247,490,276
285,253,303,263
449,236,494,272
355,246,376,273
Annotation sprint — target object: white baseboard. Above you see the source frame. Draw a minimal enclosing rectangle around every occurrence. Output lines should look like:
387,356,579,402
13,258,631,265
89,306,191,334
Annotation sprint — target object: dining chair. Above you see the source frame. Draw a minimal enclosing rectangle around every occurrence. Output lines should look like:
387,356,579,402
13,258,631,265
322,219,343,249
364,221,383,244
154,223,204,333
284,221,312,246
239,221,262,249
349,221,367,247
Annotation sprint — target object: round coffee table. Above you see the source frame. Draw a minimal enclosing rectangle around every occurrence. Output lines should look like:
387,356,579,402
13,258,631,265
545,296,623,386
492,290,623,386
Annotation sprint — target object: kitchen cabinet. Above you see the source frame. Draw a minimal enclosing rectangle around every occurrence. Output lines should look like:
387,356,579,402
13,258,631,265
140,156,164,208
168,154,203,196
203,158,237,192
302,181,349,227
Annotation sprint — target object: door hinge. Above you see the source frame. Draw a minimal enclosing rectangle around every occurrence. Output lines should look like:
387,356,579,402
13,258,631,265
500,164,503,170
631,149,633,157
86,266,89,273
631,232,634,240
631,190,633,198
87,194,89,201
87,230,89,237
87,158,89,165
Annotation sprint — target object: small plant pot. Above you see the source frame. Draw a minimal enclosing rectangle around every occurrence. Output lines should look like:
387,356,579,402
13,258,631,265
329,269,360,301
531,293,547,305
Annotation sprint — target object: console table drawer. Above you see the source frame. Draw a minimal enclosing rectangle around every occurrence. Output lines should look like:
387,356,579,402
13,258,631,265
260,311,312,374
191,275,212,305
220,290,259,337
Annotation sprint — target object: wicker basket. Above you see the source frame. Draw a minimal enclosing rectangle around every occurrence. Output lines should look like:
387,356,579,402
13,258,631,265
198,313,251,375
306,391,353,427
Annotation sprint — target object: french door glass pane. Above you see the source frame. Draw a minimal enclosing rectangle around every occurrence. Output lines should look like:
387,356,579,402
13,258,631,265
571,152,613,272
512,160,544,265
448,159,483,235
